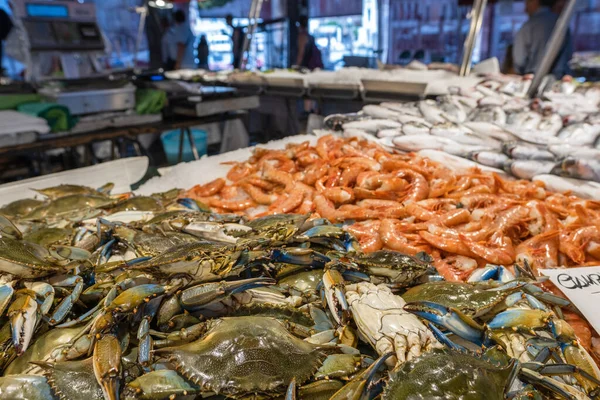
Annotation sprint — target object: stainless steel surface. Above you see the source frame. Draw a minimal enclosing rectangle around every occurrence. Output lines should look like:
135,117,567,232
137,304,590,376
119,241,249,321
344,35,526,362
39,86,136,116
459,0,488,77
527,0,577,98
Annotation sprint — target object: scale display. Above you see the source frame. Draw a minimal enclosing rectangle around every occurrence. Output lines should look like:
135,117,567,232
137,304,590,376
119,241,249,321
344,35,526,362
26,3,69,18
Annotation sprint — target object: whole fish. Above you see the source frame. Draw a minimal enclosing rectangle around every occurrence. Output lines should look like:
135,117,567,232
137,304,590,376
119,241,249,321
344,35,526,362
324,113,367,131
469,106,507,126
380,102,422,117
507,160,555,180
554,123,600,146
551,157,600,183
343,119,402,133
506,110,542,131
377,128,403,138
469,151,510,169
402,121,431,136
548,144,600,160
537,113,563,135
503,142,555,161
437,96,467,124
418,100,446,124
533,174,600,199
430,123,500,149
361,105,402,121
463,122,518,142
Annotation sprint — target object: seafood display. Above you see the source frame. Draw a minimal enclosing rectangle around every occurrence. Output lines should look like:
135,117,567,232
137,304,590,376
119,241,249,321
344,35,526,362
0,181,598,399
327,77,600,184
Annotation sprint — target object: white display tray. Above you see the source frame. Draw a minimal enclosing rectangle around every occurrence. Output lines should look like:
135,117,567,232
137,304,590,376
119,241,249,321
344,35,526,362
0,156,149,206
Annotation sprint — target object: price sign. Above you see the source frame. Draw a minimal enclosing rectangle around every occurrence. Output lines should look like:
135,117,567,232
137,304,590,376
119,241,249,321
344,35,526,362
539,266,600,335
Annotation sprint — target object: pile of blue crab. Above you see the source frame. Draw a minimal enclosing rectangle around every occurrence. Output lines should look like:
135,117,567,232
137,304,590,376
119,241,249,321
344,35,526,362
0,183,599,399
326,77,600,186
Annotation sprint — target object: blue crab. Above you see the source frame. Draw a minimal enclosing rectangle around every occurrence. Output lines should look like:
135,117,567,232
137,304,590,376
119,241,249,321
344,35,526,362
156,316,331,397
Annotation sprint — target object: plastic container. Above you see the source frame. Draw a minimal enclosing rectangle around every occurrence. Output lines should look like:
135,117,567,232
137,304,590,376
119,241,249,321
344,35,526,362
161,129,208,165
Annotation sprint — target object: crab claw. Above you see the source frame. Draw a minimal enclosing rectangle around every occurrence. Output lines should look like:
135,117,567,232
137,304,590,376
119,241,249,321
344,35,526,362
321,270,349,326
7,289,39,355
93,334,122,400
177,198,211,212
271,248,331,268
180,277,276,311
487,309,552,332
467,265,514,283
107,284,167,313
403,301,484,345
329,352,393,400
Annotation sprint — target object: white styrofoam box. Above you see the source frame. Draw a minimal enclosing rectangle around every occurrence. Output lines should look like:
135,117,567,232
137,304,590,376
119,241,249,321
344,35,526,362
0,157,149,206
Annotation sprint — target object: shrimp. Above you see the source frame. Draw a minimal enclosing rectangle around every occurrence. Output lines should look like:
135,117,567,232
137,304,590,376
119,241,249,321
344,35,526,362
560,226,600,265
395,169,429,203
269,184,306,214
225,162,254,182
185,178,226,198
303,160,329,186
380,219,429,255
240,183,279,205
419,230,474,258
432,252,478,282
261,163,294,190
333,157,381,171
206,198,255,212
256,151,296,172
322,187,355,206
414,209,471,230
515,230,560,274
461,231,515,265
345,220,383,253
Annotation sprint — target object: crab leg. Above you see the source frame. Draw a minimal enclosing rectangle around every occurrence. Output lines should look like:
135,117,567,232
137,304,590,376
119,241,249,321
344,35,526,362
321,270,349,326
329,352,393,400
24,282,54,316
404,300,485,345
47,275,84,325
285,378,297,400
179,277,276,312
270,248,331,268
137,295,163,368
8,289,39,355
49,245,91,261
519,367,590,400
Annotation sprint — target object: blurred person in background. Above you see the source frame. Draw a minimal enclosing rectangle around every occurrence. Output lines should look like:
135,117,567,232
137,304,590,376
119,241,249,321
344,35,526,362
295,15,323,70
0,0,13,76
513,0,572,77
161,17,176,70
197,35,209,70
226,14,244,69
172,9,196,70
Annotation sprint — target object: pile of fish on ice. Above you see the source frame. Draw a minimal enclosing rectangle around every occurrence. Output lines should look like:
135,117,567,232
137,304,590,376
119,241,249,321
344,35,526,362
324,76,600,190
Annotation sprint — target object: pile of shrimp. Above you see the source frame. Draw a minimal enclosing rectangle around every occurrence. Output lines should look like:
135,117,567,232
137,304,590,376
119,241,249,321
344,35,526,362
184,134,600,352
185,134,600,274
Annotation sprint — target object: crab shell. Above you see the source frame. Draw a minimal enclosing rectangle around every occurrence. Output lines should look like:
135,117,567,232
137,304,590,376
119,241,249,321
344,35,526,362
383,348,516,400
157,316,328,397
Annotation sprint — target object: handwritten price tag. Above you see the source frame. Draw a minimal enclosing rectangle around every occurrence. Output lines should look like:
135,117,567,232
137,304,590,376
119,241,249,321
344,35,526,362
539,267,600,335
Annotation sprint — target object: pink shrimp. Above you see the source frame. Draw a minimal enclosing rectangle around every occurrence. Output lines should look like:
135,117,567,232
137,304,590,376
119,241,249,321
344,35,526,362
395,169,429,203
345,220,383,253
419,230,474,258
185,178,226,198
432,252,478,282
461,231,515,265
380,219,430,256
240,183,279,205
